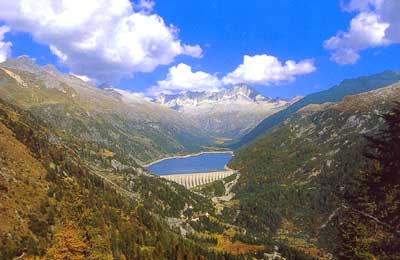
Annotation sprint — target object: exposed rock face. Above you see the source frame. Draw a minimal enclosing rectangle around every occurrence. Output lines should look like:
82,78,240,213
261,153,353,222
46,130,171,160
156,84,301,139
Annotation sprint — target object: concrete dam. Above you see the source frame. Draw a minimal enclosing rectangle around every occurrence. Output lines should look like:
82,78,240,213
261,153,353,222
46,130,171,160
161,170,236,189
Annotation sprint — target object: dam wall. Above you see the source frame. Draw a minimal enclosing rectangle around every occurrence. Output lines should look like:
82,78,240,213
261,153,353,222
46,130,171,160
161,170,236,189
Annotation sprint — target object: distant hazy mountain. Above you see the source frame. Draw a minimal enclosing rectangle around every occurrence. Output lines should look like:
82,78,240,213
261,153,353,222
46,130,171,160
229,70,400,149
0,57,212,163
156,84,301,139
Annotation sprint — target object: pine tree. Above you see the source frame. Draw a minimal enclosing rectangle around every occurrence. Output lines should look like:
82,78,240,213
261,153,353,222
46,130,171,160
362,102,400,230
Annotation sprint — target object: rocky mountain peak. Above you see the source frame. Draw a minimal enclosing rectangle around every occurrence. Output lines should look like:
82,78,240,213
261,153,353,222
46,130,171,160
153,84,298,138
154,84,295,109
1,56,64,79
0,56,42,73
223,84,267,101
42,64,61,75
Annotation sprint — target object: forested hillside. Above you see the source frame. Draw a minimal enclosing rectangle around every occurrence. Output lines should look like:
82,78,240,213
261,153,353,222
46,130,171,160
228,82,400,258
0,57,303,260
0,97,234,259
337,102,400,260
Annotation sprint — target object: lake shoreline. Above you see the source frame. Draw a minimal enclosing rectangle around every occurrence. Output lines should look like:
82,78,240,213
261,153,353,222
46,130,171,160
143,150,234,168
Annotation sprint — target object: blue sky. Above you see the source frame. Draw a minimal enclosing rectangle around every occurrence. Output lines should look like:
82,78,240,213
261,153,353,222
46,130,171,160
0,0,399,99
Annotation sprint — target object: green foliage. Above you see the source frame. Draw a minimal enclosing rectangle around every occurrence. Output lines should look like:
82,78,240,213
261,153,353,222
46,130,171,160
229,126,322,237
0,98,243,260
338,102,400,260
279,244,321,260
228,84,400,256
190,217,226,234
195,180,226,197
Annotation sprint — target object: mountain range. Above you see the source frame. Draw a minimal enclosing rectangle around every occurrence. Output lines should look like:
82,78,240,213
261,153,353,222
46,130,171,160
0,57,251,259
0,56,399,260
155,84,301,139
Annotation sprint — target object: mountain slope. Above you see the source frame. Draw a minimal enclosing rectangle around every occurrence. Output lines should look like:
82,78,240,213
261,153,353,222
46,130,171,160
229,70,400,149
0,59,268,259
156,84,299,139
227,82,400,256
0,57,212,163
0,96,251,259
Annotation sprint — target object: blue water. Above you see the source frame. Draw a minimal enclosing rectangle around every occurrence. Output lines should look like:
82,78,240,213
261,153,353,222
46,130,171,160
147,152,233,175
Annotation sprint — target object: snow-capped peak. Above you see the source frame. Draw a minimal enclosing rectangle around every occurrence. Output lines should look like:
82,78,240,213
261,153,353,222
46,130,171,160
155,84,295,109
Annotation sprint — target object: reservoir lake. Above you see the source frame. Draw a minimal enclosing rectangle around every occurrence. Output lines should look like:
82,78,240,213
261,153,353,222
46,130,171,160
146,152,233,176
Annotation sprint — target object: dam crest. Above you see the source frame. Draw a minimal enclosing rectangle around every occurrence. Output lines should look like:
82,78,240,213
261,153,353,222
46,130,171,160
161,170,236,189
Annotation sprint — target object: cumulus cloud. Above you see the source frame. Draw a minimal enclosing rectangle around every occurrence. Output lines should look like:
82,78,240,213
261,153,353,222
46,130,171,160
0,26,12,62
0,0,202,83
150,54,316,96
222,54,316,85
324,0,400,65
149,63,222,95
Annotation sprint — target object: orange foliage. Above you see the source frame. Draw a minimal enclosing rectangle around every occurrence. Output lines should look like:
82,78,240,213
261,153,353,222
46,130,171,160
213,234,265,255
47,223,88,260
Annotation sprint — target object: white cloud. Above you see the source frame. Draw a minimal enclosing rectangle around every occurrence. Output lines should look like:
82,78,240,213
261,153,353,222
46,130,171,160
109,88,151,102
71,73,91,82
222,54,316,85
0,26,12,62
379,0,400,42
328,48,360,65
149,54,316,96
325,0,400,65
340,0,384,12
182,44,203,58
149,63,222,96
0,0,202,83
135,0,155,11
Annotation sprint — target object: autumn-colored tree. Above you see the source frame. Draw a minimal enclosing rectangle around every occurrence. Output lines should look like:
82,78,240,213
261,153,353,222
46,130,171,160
46,223,88,260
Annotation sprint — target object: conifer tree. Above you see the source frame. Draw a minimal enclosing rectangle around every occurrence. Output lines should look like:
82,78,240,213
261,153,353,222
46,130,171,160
338,102,400,260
